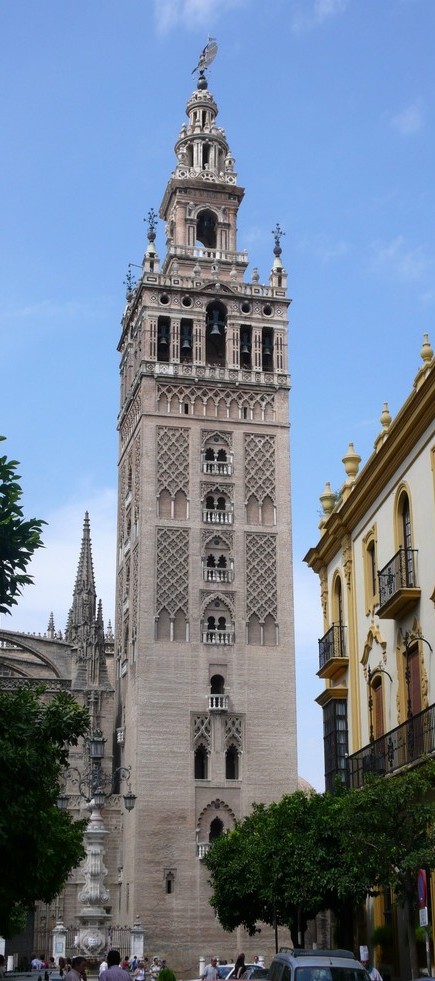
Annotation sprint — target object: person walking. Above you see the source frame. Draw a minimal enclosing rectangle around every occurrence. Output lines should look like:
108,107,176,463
201,957,219,981
69,957,87,981
99,951,131,981
361,958,382,981
234,955,245,980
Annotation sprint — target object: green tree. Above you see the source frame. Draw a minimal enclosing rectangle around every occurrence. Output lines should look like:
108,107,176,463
205,763,435,966
0,686,90,937
0,436,45,614
337,760,435,975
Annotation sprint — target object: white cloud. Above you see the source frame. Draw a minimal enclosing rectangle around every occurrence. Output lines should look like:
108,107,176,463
2,487,117,637
154,0,247,33
390,102,425,135
291,0,349,33
370,235,434,283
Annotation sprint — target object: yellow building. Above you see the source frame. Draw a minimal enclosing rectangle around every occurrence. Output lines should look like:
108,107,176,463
305,334,435,975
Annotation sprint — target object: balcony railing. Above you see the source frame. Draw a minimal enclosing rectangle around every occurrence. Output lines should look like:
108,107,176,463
378,548,420,618
202,508,233,525
318,624,347,672
208,694,229,711
202,630,234,646
197,842,211,859
202,461,233,476
347,702,435,788
203,567,233,583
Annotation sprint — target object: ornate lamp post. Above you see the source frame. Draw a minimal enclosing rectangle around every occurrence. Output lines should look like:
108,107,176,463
57,730,136,957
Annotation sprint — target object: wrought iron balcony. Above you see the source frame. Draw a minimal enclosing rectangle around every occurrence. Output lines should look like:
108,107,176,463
318,623,347,679
347,702,435,788
378,547,420,619
208,694,229,711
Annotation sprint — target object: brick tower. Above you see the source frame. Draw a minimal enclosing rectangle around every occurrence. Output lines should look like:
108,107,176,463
115,48,297,968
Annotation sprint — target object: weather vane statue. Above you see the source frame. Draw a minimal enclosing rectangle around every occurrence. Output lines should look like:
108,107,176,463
192,37,218,89
272,223,286,257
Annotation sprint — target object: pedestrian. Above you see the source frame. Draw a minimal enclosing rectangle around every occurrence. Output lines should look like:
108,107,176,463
361,958,382,981
99,960,109,977
150,959,160,981
201,957,219,981
69,957,87,981
99,950,132,981
131,959,138,973
0,954,5,979
234,955,245,979
134,962,146,981
58,957,67,978
32,957,44,971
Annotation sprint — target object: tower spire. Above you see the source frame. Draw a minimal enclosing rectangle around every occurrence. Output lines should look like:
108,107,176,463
66,512,110,690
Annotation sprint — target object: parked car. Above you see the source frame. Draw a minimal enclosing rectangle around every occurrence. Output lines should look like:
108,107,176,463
218,966,263,980
242,969,269,980
268,948,370,981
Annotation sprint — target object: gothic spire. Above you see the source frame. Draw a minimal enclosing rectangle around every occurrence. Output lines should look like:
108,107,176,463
65,512,110,690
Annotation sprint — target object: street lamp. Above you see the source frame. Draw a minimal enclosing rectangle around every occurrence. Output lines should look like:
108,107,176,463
58,728,136,813
56,727,137,959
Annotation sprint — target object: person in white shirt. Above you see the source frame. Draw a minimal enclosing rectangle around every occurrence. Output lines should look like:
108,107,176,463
201,958,219,981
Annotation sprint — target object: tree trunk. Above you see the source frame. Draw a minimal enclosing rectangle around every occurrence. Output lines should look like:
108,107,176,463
404,895,419,979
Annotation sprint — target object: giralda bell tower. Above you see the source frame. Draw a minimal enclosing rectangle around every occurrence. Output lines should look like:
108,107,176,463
115,45,297,966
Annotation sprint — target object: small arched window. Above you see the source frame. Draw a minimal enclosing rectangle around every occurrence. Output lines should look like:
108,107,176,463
225,745,239,780
194,744,208,780
210,674,225,694
209,817,224,842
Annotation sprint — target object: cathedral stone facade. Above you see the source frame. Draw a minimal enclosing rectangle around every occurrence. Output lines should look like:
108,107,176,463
0,56,297,972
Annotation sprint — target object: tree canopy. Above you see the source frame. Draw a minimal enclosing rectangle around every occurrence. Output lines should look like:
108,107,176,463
0,436,45,614
0,686,90,937
205,761,435,965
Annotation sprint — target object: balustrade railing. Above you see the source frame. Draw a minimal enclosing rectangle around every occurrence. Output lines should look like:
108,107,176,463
347,702,435,788
202,509,233,524
202,461,233,476
202,630,234,645
197,842,211,859
208,694,229,711
203,567,233,583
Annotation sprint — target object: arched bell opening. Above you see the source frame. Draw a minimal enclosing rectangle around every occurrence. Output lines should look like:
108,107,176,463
197,208,217,249
206,301,227,366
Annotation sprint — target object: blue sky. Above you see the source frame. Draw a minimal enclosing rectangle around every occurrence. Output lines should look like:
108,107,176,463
1,0,434,791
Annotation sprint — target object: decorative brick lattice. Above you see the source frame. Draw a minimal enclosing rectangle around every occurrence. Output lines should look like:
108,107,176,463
245,533,278,621
224,716,243,749
132,547,139,622
134,432,141,520
157,427,190,496
201,529,233,554
244,434,276,504
157,382,275,418
200,590,235,618
201,429,233,450
119,390,142,447
193,714,211,748
156,528,189,616
201,481,234,504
